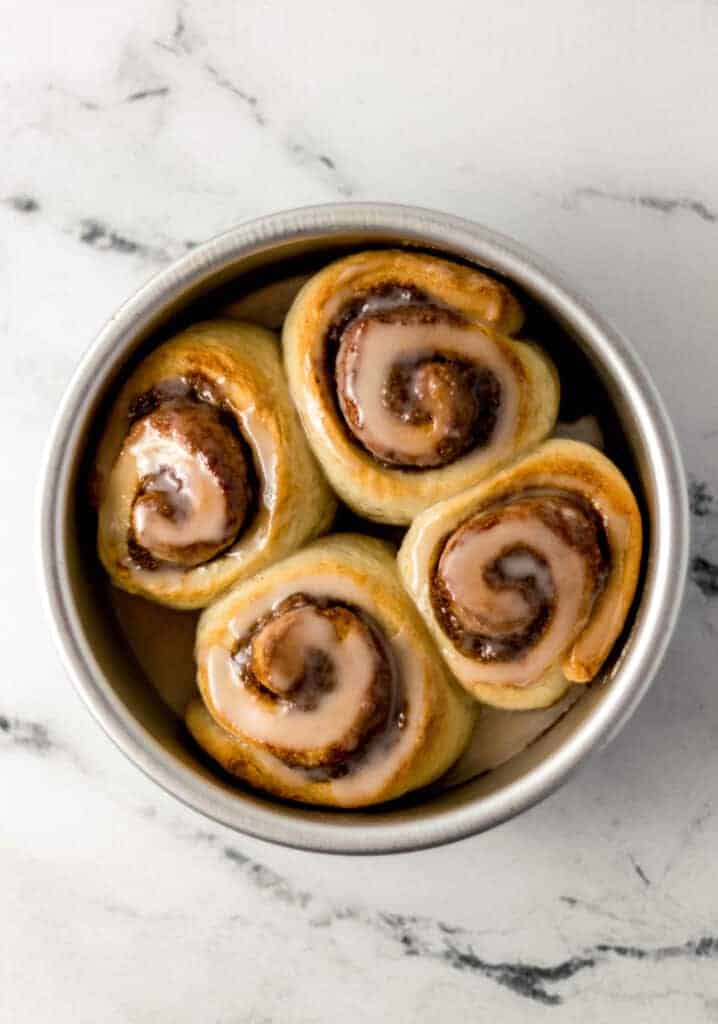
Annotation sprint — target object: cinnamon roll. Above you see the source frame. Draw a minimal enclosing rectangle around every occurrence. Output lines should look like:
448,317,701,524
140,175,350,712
283,250,560,523
94,320,336,609
187,535,476,807
398,440,642,709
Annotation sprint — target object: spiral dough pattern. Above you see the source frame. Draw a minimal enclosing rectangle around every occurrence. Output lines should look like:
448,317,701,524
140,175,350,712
283,250,560,524
188,535,476,807
94,320,336,608
398,440,642,710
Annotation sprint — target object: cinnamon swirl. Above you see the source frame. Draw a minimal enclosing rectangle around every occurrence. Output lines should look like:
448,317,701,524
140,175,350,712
93,320,336,608
283,250,559,523
398,440,642,709
187,535,476,806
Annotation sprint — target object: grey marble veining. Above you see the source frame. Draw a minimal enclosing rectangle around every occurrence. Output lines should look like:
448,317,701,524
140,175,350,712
565,188,718,224
3,0,718,1020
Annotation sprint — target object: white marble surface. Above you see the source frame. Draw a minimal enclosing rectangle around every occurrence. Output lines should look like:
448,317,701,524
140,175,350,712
3,1,718,1019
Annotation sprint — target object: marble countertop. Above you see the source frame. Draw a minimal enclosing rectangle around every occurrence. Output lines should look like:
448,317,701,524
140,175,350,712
3,1,718,1019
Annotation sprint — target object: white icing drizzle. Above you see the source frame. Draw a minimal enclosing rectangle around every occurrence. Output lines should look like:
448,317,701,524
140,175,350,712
198,573,428,804
500,549,555,597
402,468,632,692
438,514,590,686
341,318,517,462
129,424,229,549
207,607,377,753
106,397,280,589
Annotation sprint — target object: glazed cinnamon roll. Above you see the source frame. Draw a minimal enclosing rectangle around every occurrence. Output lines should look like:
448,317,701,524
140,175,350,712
93,320,336,609
187,535,476,807
398,440,642,709
283,250,559,523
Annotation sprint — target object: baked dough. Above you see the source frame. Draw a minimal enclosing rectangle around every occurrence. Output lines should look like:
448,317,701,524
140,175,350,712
188,534,476,807
283,250,559,524
398,440,642,709
94,320,336,608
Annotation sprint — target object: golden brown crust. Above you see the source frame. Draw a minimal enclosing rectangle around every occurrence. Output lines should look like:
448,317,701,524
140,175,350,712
94,320,336,609
398,440,643,710
189,534,476,807
282,250,559,524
